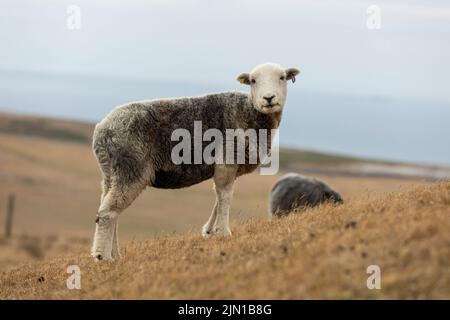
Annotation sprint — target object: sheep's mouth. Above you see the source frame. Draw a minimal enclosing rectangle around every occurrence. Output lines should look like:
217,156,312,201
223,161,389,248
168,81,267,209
263,103,280,109
261,104,281,113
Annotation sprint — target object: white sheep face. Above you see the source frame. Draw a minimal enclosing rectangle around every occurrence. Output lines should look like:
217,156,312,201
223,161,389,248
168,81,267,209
237,63,300,114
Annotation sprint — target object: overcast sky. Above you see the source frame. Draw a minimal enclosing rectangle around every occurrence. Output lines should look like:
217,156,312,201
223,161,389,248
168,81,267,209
1,0,450,103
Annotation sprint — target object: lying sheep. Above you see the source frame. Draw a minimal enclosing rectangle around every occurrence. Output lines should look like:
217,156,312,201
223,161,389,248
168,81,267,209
91,63,300,261
269,173,343,218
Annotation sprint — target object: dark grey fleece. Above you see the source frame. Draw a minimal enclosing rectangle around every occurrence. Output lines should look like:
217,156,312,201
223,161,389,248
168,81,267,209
93,91,280,189
269,173,343,217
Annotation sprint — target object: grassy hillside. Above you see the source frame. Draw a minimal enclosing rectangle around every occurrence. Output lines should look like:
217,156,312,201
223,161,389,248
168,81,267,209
0,112,92,144
1,182,449,299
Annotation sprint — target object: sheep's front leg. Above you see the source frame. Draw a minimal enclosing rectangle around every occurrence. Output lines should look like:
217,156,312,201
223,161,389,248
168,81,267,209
212,182,234,237
202,165,237,238
202,203,218,238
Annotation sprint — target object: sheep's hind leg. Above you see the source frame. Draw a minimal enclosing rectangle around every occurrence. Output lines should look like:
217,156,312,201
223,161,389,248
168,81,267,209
91,180,146,261
97,178,120,259
202,165,237,238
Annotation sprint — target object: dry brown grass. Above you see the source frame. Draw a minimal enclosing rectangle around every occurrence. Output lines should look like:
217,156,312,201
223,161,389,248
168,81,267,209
0,234,89,271
1,182,449,299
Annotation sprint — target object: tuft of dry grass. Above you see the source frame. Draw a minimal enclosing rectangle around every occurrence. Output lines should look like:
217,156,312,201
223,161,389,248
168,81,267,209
1,182,449,299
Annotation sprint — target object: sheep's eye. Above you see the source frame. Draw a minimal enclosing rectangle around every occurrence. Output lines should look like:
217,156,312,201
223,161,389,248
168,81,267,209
280,76,285,81
251,79,256,84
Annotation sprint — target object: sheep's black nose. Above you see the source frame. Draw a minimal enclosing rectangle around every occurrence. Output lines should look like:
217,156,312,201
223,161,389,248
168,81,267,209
263,95,275,104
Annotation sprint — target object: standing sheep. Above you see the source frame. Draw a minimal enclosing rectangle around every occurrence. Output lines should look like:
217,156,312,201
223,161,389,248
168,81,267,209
269,173,343,218
91,63,300,261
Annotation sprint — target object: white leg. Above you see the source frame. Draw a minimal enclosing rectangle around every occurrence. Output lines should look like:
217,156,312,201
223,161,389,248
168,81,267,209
202,165,237,238
212,183,234,236
91,211,118,261
202,203,218,238
91,179,146,261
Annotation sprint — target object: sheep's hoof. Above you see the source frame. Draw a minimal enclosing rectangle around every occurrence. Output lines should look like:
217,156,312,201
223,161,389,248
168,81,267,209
220,228,232,237
201,226,212,239
202,226,232,239
91,252,114,262
201,223,213,238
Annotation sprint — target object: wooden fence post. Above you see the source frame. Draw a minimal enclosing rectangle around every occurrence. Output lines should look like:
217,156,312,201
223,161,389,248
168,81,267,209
5,194,15,239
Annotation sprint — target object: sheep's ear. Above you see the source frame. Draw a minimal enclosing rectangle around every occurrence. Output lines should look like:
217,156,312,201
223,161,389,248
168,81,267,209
237,73,250,85
285,68,300,83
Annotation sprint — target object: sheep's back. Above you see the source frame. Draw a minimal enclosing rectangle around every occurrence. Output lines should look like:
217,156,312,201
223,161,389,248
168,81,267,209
93,92,277,189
